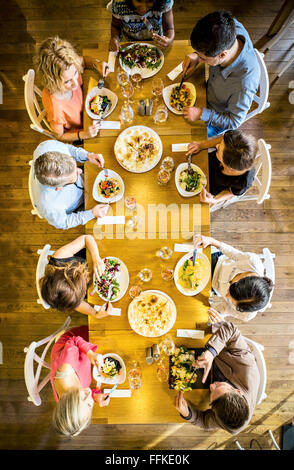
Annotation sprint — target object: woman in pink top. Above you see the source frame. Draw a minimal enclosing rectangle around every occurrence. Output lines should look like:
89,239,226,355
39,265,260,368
34,36,110,143
51,325,110,437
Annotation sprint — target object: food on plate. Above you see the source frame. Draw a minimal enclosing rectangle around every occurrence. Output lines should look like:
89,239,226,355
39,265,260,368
120,43,162,71
128,291,175,337
114,127,162,172
178,257,208,290
178,168,203,192
101,356,122,378
98,177,120,199
170,346,197,391
89,94,111,117
169,84,193,112
94,258,120,301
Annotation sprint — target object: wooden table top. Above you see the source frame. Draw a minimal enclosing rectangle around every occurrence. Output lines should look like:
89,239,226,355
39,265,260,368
82,40,211,424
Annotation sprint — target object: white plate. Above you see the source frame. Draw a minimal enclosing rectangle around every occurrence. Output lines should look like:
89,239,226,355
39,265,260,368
93,353,126,385
114,125,162,173
119,42,164,79
175,163,207,197
92,169,125,203
163,82,196,115
85,86,118,120
96,256,129,302
174,251,210,296
128,290,177,338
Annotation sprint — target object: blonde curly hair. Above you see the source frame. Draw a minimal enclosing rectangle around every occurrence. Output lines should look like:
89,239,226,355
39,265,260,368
34,36,83,94
52,388,92,437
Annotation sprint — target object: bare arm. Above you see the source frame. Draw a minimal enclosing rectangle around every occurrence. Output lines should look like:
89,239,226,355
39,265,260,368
109,16,122,51
52,235,99,259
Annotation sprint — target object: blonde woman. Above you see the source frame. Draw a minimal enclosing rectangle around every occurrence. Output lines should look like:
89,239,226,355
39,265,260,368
40,235,112,319
51,325,110,437
34,36,110,142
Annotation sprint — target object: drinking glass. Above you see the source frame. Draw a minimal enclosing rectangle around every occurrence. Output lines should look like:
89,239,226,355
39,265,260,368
161,267,174,281
154,104,168,123
131,71,142,88
139,268,152,282
161,156,174,173
152,78,164,103
125,215,142,232
124,196,137,211
128,361,142,391
156,358,169,383
157,168,170,186
159,335,175,356
120,103,134,124
129,285,142,299
117,69,129,87
159,246,172,260
121,82,134,105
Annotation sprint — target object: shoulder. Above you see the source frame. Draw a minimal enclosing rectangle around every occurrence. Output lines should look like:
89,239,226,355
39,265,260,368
33,140,71,160
160,0,174,13
112,0,133,16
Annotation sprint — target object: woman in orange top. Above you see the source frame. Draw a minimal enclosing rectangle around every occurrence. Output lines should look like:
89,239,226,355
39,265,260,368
34,36,110,143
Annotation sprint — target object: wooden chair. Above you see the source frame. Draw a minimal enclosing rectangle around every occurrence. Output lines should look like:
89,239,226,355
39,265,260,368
244,337,267,405
106,1,113,12
24,316,71,406
36,244,55,310
245,49,270,122
210,138,272,212
28,159,43,218
23,69,55,139
258,247,275,312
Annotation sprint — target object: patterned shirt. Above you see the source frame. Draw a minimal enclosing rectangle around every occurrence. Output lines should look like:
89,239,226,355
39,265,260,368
112,0,173,40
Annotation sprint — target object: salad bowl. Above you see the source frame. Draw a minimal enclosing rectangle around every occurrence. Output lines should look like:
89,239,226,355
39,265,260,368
93,353,126,385
92,169,125,203
175,162,207,197
85,86,118,120
94,256,129,302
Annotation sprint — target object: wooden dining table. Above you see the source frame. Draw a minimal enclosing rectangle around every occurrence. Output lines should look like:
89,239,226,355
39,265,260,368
82,40,212,424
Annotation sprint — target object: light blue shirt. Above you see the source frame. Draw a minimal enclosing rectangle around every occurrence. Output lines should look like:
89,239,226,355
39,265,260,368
32,140,95,230
201,19,260,130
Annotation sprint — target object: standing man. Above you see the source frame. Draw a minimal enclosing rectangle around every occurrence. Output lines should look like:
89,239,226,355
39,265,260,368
182,10,260,137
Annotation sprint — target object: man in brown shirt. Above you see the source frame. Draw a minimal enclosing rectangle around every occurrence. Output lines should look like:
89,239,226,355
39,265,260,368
175,321,260,434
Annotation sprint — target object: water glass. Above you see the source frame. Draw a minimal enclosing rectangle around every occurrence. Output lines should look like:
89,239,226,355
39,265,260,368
152,78,164,103
159,246,172,260
129,285,142,299
161,267,174,281
161,156,174,173
154,104,168,123
139,268,152,282
121,82,134,104
124,196,137,211
157,169,171,186
131,72,142,88
159,335,175,356
120,103,134,124
125,215,142,232
156,358,169,383
128,361,142,391
117,69,129,87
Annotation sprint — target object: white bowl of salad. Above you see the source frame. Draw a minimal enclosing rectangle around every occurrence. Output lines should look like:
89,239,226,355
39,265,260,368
93,353,126,385
175,162,207,197
119,42,164,79
85,86,118,120
92,169,124,203
94,256,129,302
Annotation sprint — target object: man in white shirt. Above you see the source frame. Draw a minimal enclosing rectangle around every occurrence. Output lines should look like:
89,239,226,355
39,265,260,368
32,140,109,230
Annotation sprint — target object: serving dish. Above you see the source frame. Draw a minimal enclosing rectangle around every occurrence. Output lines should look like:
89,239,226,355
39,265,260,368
94,256,129,302
174,251,210,296
119,42,164,79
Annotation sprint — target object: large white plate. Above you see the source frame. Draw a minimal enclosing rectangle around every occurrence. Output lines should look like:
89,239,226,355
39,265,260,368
93,353,126,385
92,169,125,203
114,125,162,173
85,86,118,120
119,42,164,79
128,290,177,338
175,163,207,197
96,256,129,302
174,251,210,296
163,82,196,115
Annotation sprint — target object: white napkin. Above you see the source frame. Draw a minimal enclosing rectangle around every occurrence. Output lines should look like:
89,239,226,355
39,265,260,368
93,120,121,129
174,244,202,253
97,216,125,225
172,143,189,152
177,329,205,339
107,51,118,72
167,62,183,80
94,305,121,316
104,389,131,397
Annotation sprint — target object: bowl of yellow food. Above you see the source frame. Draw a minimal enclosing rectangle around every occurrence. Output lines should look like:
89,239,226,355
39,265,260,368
163,82,196,115
174,251,210,296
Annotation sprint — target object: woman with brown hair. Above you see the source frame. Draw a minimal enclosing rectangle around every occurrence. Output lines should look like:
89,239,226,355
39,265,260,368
40,235,111,319
34,36,110,143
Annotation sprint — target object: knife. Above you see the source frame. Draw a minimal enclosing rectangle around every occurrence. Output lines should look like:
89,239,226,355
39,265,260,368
108,383,119,396
192,248,197,266
176,73,186,97
90,273,98,296
98,65,109,89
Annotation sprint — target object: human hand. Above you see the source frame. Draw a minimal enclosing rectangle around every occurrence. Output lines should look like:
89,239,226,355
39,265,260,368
97,302,112,318
208,307,223,324
193,233,213,249
199,188,215,205
152,33,172,48
175,391,190,417
96,393,110,407
87,350,104,369
182,53,199,76
91,203,110,219
193,350,214,383
92,256,105,281
94,60,110,78
87,152,104,167
186,141,201,156
109,37,120,52
84,122,100,139
183,106,202,122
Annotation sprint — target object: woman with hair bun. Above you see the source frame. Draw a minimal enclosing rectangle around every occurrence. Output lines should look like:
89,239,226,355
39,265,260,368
193,234,274,323
34,36,110,143
40,235,111,319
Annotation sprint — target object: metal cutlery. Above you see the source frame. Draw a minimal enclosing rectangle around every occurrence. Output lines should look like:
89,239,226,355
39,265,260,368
89,273,98,296
108,383,119,396
187,154,194,175
98,65,109,89
192,248,197,266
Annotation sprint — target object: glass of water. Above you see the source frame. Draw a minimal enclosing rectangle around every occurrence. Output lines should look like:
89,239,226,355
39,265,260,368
154,104,168,123
120,103,134,124
128,361,142,391
156,358,169,383
159,246,172,260
159,335,175,356
139,268,152,282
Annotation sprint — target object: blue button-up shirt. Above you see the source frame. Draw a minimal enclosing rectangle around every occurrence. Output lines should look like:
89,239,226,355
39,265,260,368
201,19,260,130
32,140,95,230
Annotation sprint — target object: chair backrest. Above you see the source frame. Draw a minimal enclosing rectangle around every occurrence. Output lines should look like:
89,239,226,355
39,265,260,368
106,1,113,12
254,138,272,204
24,316,71,406
243,336,267,405
245,49,270,122
23,69,55,139
36,244,55,309
258,247,275,312
28,159,43,218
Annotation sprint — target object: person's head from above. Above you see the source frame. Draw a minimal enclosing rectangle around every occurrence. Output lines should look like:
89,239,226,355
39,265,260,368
34,151,82,188
210,381,249,430
52,387,94,437
226,273,274,312
128,0,164,16
40,261,89,312
34,36,83,94
216,130,257,175
190,10,236,65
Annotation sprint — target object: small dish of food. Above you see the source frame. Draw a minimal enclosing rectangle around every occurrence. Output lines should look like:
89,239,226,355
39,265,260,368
174,251,210,296
163,82,196,115
85,86,118,120
92,169,124,203
93,256,129,302
175,163,207,197
93,353,126,385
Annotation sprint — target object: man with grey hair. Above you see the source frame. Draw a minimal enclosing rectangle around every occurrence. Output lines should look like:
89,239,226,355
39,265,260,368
32,140,109,230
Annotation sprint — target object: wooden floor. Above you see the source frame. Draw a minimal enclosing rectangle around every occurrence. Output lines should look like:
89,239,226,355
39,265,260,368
0,0,294,450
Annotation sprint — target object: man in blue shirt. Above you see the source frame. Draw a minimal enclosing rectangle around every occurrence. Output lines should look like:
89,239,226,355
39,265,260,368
182,10,260,137
32,140,109,230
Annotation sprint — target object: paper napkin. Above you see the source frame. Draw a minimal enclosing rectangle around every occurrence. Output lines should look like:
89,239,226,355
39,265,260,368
172,143,189,152
94,305,121,316
97,216,125,225
174,244,203,253
167,62,183,80
107,51,118,72
177,329,205,339
93,120,121,129
104,389,131,397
